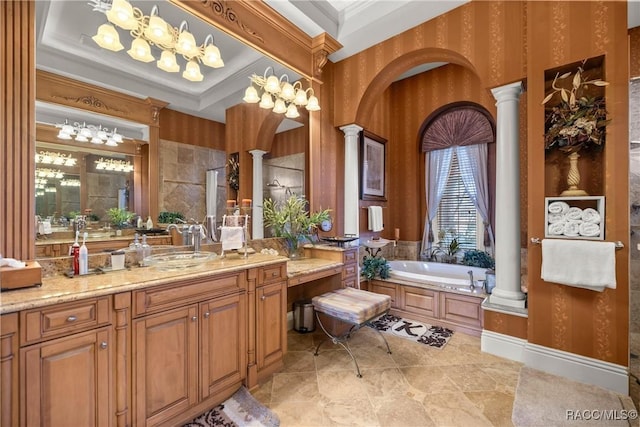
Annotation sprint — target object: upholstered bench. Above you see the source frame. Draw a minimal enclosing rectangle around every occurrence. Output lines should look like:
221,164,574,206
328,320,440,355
311,287,392,377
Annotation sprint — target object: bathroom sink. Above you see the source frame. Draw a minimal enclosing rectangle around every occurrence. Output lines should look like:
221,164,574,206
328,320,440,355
363,238,391,249
143,251,217,270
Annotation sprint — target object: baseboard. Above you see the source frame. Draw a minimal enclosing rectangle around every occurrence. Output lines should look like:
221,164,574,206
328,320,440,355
481,330,526,362
522,342,629,395
481,330,629,395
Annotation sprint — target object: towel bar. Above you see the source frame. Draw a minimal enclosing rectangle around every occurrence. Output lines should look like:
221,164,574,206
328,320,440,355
530,237,623,250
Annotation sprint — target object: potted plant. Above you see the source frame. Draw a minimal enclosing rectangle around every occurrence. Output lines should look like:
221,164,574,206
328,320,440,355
360,256,391,281
157,211,185,224
431,229,460,263
542,60,609,196
461,249,495,269
262,195,330,259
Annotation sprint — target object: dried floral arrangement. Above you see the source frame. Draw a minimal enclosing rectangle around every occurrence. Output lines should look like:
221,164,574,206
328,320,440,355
542,61,610,154
227,156,239,191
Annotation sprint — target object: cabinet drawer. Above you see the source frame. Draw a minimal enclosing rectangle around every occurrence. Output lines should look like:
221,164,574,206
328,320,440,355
134,273,244,316
402,287,438,318
342,264,357,279
343,249,358,264
343,277,358,289
439,293,483,328
21,296,112,345
259,263,286,285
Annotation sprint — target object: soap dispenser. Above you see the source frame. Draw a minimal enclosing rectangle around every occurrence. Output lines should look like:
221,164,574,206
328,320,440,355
141,235,151,264
146,216,153,230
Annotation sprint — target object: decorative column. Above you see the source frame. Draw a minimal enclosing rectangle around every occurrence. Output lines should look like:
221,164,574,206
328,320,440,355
249,149,267,239
340,124,363,238
489,82,527,308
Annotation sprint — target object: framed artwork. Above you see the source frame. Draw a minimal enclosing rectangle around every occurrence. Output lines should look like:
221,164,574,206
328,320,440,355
360,131,387,201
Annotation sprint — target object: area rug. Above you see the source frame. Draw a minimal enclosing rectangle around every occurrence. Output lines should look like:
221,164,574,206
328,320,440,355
512,366,635,426
369,313,453,349
183,386,280,427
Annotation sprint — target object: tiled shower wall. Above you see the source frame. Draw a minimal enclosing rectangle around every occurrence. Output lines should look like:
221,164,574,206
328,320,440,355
159,139,227,223
630,79,640,341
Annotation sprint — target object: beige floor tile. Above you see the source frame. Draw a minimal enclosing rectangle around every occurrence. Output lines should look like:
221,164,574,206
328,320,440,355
280,350,317,373
464,390,516,427
400,366,460,394
271,371,320,403
317,369,369,401
440,365,498,392
371,395,436,427
252,376,273,405
320,398,381,427
421,391,494,427
270,400,328,427
359,367,413,400
287,331,317,352
314,347,360,374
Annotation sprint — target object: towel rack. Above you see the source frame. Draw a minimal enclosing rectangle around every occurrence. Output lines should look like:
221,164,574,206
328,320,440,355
530,237,624,250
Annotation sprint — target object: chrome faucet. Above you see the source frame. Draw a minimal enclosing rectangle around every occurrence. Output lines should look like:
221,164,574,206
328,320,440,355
189,223,208,253
468,270,475,290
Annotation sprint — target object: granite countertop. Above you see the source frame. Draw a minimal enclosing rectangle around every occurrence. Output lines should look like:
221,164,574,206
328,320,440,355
286,258,343,277
0,253,288,314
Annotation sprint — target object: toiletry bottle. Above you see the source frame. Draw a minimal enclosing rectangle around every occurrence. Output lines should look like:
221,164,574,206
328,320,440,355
137,216,143,229
79,232,88,275
133,233,144,265
146,216,153,230
141,235,151,263
71,231,80,275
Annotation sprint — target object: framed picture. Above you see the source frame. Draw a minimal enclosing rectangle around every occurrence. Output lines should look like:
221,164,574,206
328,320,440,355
360,131,387,201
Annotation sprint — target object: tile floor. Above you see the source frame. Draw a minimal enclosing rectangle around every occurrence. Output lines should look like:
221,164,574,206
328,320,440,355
253,327,522,427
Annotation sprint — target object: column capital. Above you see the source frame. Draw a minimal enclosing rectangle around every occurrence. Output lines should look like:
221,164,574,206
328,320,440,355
339,124,363,138
249,149,267,158
491,81,524,104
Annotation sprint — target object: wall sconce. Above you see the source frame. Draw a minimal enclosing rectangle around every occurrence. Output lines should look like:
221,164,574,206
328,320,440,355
35,151,77,167
90,0,224,82
243,67,320,117
95,157,134,172
55,119,124,146
60,179,81,187
35,168,64,179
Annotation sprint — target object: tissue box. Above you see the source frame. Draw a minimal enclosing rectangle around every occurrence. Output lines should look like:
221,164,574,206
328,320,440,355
0,261,42,291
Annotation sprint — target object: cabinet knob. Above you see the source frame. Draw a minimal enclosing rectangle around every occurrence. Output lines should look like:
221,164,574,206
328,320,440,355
100,341,107,349
260,295,266,301
67,315,77,322
191,316,198,322
204,312,210,318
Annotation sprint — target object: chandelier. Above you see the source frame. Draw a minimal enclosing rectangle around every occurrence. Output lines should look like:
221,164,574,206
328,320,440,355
35,151,77,167
95,157,134,172
56,119,124,146
242,67,320,118
36,168,64,179
90,0,224,82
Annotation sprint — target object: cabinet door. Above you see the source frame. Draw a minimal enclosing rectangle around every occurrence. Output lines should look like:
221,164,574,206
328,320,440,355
200,292,246,399
133,305,198,427
256,281,286,370
20,327,112,427
369,281,399,308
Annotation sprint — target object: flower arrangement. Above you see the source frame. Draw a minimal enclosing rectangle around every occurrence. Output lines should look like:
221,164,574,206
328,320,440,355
542,61,609,154
262,195,331,258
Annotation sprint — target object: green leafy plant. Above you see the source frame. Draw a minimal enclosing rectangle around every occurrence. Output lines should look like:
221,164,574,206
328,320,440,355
461,249,495,269
361,256,391,281
106,207,134,228
263,195,330,256
158,211,185,224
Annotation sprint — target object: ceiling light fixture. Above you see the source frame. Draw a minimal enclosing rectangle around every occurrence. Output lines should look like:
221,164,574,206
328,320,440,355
35,168,65,179
35,151,77,167
90,0,224,82
55,119,124,146
60,179,82,187
243,67,320,117
95,157,134,172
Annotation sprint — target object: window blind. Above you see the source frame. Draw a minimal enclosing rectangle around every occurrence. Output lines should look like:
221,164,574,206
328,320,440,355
437,150,477,250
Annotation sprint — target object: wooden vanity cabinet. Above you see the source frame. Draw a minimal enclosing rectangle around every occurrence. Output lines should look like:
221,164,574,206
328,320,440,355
131,272,247,427
18,297,114,427
254,263,287,383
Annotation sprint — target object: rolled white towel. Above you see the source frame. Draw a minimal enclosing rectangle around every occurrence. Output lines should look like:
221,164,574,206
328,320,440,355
548,221,566,235
579,222,601,237
548,201,570,214
581,208,601,224
565,207,583,221
563,220,582,237
547,213,565,223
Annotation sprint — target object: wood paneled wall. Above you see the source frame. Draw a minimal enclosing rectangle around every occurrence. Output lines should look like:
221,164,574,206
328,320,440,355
159,109,225,150
270,126,307,159
631,27,640,79
1,1,35,262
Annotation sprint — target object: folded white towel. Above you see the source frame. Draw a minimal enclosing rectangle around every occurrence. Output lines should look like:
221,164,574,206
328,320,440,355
221,226,244,250
581,208,601,224
541,239,616,291
547,213,565,223
548,201,570,214
562,220,582,237
548,221,566,235
565,207,583,220
368,206,384,232
579,222,601,237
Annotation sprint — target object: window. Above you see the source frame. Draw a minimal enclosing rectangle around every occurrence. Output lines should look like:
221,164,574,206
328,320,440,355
435,150,478,250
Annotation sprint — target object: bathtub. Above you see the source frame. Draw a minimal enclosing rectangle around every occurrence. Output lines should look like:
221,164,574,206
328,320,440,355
387,260,487,293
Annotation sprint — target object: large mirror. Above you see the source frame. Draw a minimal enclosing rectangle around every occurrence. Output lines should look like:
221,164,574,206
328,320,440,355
34,0,308,254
